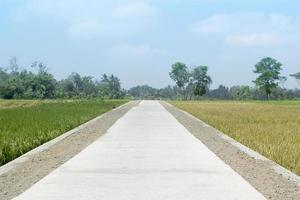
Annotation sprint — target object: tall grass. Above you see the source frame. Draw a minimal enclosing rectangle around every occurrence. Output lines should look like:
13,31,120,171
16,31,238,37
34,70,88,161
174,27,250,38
0,100,127,166
172,100,300,175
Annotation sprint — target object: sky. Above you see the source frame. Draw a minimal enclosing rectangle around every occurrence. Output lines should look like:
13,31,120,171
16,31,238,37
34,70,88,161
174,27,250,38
0,0,300,89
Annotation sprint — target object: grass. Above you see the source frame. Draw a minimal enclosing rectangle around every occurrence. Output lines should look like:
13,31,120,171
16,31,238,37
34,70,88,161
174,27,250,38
171,100,300,175
0,99,127,166
0,99,42,110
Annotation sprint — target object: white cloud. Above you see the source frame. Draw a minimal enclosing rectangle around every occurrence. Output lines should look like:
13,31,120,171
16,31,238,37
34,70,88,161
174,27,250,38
190,13,299,47
16,0,157,40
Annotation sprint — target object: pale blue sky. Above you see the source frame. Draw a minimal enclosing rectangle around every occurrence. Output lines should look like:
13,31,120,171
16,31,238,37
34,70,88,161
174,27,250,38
1,0,300,89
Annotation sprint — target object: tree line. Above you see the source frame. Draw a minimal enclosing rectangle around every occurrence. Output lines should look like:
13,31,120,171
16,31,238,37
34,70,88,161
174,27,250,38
130,57,300,100
0,58,125,99
128,84,300,100
1,57,300,100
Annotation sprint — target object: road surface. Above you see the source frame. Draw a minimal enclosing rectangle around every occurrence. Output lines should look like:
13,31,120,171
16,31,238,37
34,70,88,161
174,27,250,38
14,101,265,200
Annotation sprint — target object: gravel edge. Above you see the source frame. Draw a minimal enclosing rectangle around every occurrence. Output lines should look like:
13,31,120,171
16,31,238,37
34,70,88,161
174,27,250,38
161,101,300,200
0,101,139,200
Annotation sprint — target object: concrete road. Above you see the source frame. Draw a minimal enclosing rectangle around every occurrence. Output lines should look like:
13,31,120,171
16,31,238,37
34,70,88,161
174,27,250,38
14,101,265,200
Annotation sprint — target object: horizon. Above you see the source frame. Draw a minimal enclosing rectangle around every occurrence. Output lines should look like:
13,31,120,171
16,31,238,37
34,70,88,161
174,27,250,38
1,0,300,89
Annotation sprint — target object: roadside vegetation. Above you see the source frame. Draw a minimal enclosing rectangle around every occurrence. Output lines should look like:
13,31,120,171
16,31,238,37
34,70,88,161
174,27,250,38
0,100,127,166
171,100,300,175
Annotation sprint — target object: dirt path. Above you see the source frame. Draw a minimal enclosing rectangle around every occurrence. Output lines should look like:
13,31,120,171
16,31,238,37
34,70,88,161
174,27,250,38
162,101,300,200
0,101,138,200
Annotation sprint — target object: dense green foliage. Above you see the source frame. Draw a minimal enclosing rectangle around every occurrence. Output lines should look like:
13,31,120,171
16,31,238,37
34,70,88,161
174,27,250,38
0,59,56,99
191,66,212,97
0,100,127,166
0,58,125,99
206,85,300,100
55,73,125,99
128,84,300,100
169,62,212,100
128,85,178,100
253,57,285,99
169,62,190,89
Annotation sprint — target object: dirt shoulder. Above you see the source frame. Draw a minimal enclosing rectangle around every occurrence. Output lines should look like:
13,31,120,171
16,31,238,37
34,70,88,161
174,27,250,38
161,101,300,200
0,101,138,200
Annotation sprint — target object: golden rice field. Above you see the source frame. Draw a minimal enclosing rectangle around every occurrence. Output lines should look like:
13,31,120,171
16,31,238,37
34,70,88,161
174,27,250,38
171,100,300,175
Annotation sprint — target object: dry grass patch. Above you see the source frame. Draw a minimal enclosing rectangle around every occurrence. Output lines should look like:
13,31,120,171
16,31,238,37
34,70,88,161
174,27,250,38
171,101,300,175
0,99,42,109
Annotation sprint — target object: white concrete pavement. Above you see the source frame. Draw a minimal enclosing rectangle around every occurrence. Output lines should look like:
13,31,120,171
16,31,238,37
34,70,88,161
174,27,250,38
14,101,265,200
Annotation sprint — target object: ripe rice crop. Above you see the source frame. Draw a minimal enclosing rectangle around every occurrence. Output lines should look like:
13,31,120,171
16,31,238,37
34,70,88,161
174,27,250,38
0,100,127,166
171,100,300,175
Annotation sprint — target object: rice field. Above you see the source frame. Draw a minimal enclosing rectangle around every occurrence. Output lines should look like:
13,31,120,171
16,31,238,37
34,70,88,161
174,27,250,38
0,99,127,166
171,100,300,175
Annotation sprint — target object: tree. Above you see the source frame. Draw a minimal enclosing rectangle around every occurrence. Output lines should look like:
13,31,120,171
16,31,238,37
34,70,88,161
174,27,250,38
208,85,230,99
55,79,75,98
8,57,20,74
128,85,158,100
229,85,251,100
97,74,110,98
191,66,212,97
0,68,15,99
169,62,190,100
98,74,124,99
81,76,96,97
2,58,25,98
159,85,177,100
253,57,285,100
0,57,127,99
290,72,300,87
108,74,122,99
30,62,56,98
69,73,84,94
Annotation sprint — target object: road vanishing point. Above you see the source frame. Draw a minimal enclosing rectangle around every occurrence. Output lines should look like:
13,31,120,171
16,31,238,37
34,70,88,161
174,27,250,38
14,101,265,200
